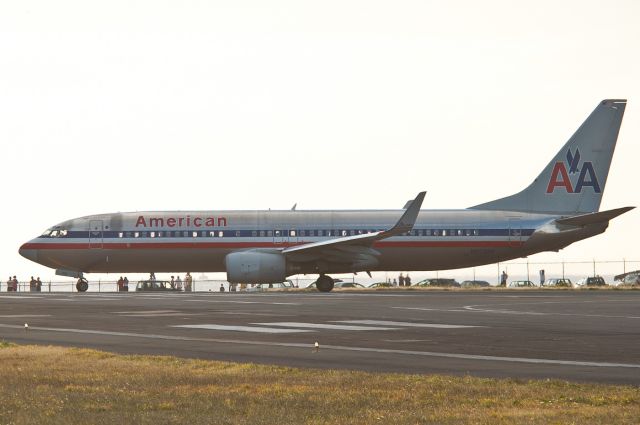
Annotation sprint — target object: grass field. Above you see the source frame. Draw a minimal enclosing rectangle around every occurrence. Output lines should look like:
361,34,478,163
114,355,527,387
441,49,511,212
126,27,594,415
1,343,639,424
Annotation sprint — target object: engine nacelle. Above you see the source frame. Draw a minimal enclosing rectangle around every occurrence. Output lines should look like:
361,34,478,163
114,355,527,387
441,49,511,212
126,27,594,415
225,251,287,283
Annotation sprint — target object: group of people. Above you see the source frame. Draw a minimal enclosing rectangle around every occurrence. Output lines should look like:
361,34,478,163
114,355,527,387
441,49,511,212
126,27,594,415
395,273,412,286
4,276,43,292
169,272,193,291
5,276,19,291
116,276,130,292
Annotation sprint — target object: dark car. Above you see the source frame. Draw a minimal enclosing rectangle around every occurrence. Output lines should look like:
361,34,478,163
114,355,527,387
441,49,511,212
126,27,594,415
460,280,491,288
576,276,607,287
416,278,460,287
334,281,365,288
135,280,180,292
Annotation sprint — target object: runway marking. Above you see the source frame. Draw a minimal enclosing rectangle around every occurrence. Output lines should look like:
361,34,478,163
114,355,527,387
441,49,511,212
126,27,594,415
1,323,638,369
173,324,312,334
392,307,470,313
335,320,483,329
114,310,180,314
0,315,52,318
253,322,399,331
185,300,301,306
462,305,640,319
0,296,43,299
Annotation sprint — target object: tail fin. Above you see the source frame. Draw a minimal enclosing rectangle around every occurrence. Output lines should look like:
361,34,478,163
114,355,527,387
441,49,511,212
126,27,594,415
471,99,626,214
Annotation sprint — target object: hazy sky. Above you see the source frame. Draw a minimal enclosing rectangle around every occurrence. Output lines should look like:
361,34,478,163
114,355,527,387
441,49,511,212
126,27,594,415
1,1,638,282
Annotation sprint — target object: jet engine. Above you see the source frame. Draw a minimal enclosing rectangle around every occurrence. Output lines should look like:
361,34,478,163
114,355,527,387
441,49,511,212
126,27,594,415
225,251,287,283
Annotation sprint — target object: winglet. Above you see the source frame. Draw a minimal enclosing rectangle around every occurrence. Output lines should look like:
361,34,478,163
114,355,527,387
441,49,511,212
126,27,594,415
386,191,426,236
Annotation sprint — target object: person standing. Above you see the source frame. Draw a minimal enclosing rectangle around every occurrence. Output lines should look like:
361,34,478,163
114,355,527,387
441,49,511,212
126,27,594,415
117,276,124,292
29,276,36,292
405,274,412,286
539,269,545,286
185,272,193,292
6,277,11,292
500,271,508,286
176,275,182,291
123,276,129,292
399,273,405,287
170,276,175,289
36,277,42,292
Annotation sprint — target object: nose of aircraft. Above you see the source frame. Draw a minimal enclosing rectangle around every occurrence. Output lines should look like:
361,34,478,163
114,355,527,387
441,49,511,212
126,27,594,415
19,242,38,263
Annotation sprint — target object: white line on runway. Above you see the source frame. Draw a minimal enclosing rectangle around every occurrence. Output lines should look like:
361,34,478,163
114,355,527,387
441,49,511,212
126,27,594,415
0,296,42,299
1,323,638,369
335,320,483,329
173,324,312,333
0,315,51,318
114,310,179,314
185,300,301,305
392,307,470,312
253,322,399,331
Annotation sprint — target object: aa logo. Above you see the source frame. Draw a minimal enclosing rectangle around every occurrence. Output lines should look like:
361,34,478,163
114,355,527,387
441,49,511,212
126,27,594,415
546,148,601,194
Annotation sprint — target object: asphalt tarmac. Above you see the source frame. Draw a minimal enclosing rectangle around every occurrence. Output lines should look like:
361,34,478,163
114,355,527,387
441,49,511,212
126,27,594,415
0,290,639,385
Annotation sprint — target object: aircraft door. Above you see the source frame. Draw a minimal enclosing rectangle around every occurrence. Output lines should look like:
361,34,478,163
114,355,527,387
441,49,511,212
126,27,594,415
508,218,522,247
89,220,104,249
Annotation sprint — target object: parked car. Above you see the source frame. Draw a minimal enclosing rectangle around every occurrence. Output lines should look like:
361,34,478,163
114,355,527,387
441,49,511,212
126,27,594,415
575,276,607,287
245,280,294,292
460,280,491,288
543,278,573,287
416,278,460,287
613,270,640,286
135,280,180,292
334,281,365,288
367,282,393,288
508,280,535,287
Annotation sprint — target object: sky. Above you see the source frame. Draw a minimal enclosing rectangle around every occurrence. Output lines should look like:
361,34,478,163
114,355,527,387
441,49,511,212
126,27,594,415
1,0,638,284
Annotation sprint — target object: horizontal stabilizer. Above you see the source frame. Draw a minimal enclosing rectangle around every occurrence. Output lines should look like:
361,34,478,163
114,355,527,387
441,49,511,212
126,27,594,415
555,206,634,227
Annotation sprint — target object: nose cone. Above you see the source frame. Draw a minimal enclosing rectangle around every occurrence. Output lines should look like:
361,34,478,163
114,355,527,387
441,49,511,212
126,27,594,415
19,242,38,263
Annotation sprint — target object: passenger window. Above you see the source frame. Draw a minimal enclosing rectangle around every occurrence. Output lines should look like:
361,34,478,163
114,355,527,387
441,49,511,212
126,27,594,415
457,230,463,236
341,230,347,237
300,230,305,237
183,231,189,237
142,232,148,238
218,231,224,237
192,232,198,238
235,231,240,237
260,231,265,237
252,231,258,237
118,232,123,238
350,230,355,236
150,232,156,238
158,231,163,237
474,229,479,236
426,229,432,236
290,230,296,237
209,231,215,237
442,230,447,236
134,232,140,238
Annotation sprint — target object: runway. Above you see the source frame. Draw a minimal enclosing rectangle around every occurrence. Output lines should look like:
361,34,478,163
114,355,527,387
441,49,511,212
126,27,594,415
0,290,639,385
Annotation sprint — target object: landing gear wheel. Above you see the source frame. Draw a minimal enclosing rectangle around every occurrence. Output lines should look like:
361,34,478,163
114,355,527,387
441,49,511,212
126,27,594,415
76,278,89,292
316,275,334,292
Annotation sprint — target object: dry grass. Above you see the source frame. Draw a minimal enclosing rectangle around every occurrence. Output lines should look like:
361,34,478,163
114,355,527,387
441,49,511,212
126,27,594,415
0,344,639,424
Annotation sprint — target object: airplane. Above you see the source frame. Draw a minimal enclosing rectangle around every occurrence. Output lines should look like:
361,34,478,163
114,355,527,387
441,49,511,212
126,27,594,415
19,99,633,292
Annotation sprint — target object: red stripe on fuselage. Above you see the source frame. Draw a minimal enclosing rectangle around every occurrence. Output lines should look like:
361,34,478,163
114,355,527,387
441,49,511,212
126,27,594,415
21,240,523,250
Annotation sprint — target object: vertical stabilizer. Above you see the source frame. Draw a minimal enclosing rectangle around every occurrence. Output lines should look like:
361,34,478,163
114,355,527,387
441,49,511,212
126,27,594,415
471,99,626,214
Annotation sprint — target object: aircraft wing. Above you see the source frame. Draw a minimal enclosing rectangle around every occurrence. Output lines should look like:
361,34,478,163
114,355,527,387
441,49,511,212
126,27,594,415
555,206,634,227
282,192,425,263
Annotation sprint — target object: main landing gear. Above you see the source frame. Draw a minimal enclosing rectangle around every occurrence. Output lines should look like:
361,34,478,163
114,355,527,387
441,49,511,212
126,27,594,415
76,277,89,292
316,275,335,293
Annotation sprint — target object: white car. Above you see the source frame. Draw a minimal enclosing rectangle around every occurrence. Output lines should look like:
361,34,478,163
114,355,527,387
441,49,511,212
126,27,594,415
244,280,295,292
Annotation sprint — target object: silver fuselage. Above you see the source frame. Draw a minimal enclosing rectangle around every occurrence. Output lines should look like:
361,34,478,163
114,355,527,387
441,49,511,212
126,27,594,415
19,209,606,275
